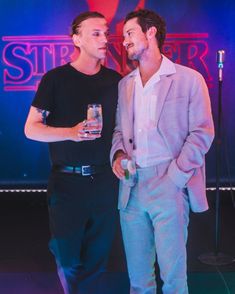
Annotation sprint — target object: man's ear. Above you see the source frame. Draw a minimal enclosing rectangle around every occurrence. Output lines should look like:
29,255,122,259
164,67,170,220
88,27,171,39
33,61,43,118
146,26,157,40
72,34,80,47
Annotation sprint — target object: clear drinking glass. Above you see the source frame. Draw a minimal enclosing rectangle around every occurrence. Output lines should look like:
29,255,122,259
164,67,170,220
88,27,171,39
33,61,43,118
87,104,103,134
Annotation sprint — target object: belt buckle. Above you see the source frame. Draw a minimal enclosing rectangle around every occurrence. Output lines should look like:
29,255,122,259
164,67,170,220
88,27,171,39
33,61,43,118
81,165,91,176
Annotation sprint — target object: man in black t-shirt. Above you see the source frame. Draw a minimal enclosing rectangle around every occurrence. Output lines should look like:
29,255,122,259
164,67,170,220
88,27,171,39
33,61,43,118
25,11,121,294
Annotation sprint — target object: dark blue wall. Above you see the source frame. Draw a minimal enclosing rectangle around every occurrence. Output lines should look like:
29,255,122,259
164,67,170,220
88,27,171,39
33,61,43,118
0,0,235,186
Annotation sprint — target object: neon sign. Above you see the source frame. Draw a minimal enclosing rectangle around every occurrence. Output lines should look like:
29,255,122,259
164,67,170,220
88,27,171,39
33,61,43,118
1,33,212,91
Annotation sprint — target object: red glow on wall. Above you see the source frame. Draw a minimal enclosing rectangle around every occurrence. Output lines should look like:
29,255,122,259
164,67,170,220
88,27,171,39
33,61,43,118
86,0,119,23
135,0,146,10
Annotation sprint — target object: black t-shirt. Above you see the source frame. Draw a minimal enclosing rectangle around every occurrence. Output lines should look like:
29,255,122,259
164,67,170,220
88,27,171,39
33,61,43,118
32,63,122,166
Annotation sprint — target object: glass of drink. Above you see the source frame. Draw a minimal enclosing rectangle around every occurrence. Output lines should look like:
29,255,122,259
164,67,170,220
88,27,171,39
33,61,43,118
87,104,103,134
121,158,137,187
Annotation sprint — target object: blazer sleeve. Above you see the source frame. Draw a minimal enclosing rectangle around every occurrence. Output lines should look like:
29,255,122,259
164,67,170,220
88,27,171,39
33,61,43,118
167,72,215,188
110,84,126,165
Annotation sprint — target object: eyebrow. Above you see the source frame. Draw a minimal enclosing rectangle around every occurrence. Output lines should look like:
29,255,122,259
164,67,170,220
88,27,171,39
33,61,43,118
92,28,109,32
123,28,134,36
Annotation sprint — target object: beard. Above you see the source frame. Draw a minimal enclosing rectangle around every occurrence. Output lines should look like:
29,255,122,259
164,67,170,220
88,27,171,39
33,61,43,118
127,48,143,61
126,42,148,61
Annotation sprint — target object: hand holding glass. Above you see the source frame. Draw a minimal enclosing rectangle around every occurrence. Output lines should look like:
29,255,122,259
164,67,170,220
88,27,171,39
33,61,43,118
87,104,103,134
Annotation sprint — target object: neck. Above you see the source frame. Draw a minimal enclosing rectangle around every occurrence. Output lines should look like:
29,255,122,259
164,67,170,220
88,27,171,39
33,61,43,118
139,48,162,86
71,55,102,75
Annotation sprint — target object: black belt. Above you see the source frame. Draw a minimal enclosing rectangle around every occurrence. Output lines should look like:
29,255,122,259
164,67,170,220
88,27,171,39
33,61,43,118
52,164,109,176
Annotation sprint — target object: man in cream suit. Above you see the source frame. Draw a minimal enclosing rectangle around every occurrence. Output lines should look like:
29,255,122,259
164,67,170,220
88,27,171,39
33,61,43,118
111,9,214,294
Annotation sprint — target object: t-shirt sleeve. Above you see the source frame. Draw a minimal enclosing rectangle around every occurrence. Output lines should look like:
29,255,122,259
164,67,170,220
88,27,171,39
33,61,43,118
32,71,55,112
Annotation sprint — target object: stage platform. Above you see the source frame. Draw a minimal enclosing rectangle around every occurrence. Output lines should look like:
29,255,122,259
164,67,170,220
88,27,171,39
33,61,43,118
0,190,234,294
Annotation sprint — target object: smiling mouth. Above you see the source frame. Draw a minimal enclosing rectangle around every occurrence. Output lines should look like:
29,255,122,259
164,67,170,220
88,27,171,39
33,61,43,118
126,44,134,50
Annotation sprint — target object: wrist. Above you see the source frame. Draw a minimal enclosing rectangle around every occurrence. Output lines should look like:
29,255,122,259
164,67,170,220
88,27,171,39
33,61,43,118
68,126,77,141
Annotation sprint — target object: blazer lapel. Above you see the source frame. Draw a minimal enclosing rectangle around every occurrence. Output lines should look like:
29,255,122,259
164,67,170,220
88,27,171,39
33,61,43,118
155,76,173,125
124,76,135,130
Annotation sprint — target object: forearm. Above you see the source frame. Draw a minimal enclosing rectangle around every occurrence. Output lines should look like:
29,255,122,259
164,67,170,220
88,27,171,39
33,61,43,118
25,105,79,142
24,121,73,142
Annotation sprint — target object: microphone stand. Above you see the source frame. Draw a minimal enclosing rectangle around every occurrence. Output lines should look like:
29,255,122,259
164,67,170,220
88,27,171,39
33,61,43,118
198,50,234,265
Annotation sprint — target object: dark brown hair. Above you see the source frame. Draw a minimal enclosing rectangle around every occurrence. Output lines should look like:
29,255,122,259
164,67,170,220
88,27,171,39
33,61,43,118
71,11,105,36
124,9,166,51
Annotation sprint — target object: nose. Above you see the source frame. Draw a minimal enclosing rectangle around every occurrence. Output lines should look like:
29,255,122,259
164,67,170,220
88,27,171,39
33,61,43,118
102,33,108,44
123,38,128,48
